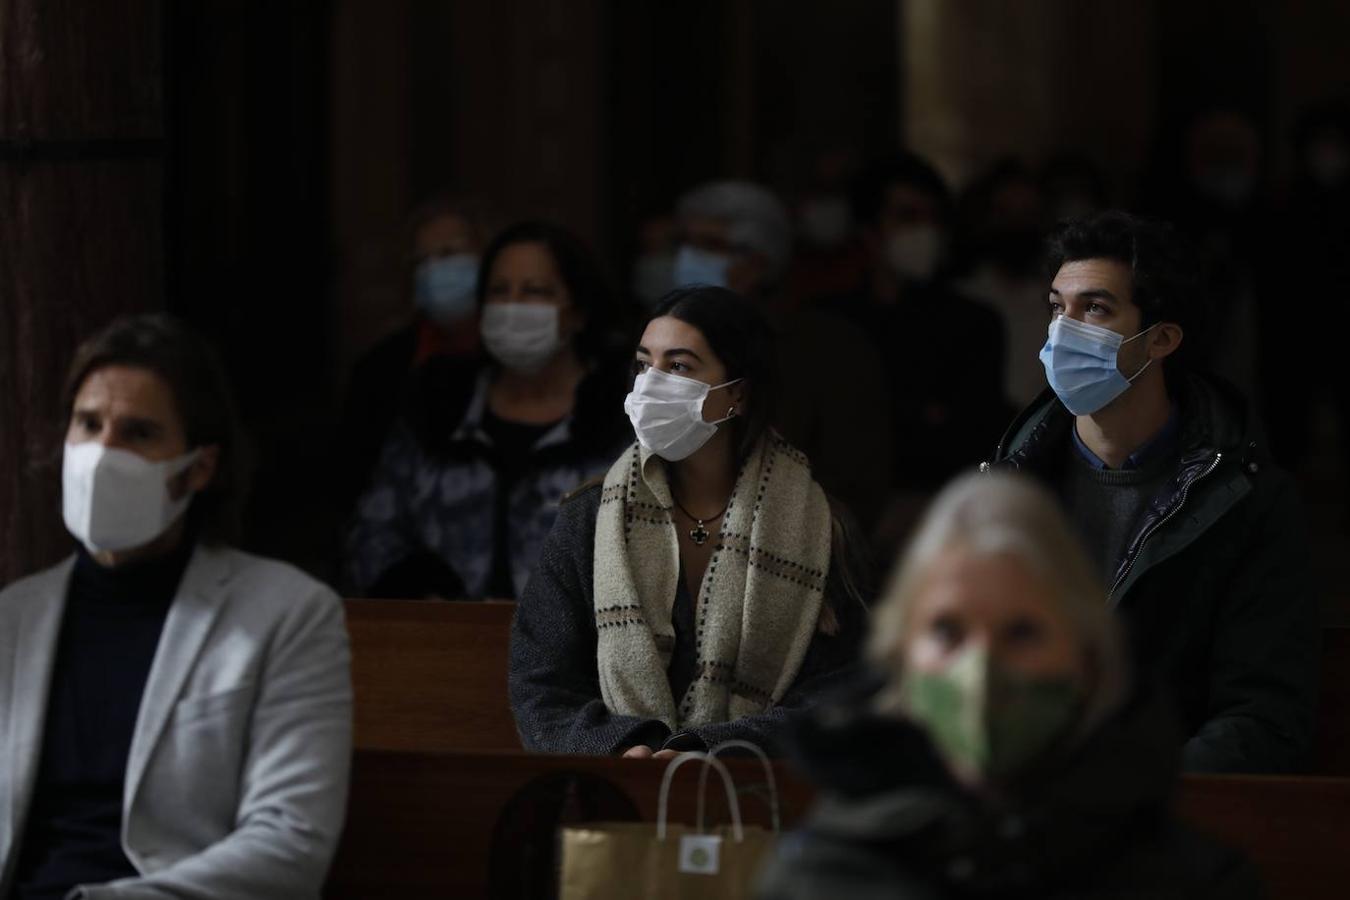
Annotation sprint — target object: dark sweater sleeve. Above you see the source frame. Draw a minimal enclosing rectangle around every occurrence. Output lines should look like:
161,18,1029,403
508,487,671,755
1182,472,1320,773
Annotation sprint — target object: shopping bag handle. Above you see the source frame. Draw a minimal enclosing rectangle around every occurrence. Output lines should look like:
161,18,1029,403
656,752,744,843
696,740,781,833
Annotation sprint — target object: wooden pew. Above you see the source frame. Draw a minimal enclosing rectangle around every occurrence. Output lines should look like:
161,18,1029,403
1316,627,1350,775
344,599,519,752
1176,775,1350,900
326,749,1350,899
343,603,1350,773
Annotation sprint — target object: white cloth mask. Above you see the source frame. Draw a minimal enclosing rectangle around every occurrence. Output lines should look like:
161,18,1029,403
62,442,201,553
480,302,564,373
623,367,742,462
885,225,944,282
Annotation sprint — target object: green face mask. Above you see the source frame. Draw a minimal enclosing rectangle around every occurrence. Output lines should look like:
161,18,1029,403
902,646,1084,781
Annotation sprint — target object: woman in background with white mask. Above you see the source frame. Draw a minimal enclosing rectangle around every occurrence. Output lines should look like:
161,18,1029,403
346,221,632,600
0,315,351,899
509,285,870,757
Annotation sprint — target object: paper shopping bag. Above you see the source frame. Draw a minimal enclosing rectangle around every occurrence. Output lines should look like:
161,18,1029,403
559,747,780,900
559,821,775,899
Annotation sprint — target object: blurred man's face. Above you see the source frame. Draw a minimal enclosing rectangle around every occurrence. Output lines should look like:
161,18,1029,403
413,213,478,264
866,183,946,284
877,183,940,240
679,214,765,296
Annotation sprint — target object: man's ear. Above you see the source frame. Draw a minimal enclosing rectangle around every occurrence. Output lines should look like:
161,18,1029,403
185,445,220,495
1150,322,1184,361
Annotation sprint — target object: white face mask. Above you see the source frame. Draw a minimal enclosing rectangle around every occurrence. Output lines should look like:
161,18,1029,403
623,367,742,462
884,225,944,282
480,302,564,373
62,442,201,554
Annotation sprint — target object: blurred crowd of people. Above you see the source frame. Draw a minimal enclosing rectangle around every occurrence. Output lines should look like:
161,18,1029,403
338,97,1350,602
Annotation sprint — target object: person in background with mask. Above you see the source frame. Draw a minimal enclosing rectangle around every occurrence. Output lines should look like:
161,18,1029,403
758,473,1260,900
509,286,869,756
0,315,351,899
629,213,680,311
787,145,870,305
986,210,1318,773
670,179,893,531
954,158,1057,408
838,152,1010,558
1144,106,1271,402
345,221,632,600
1263,99,1350,487
339,195,487,512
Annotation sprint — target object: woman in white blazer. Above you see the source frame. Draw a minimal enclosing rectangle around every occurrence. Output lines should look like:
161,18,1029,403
0,315,352,900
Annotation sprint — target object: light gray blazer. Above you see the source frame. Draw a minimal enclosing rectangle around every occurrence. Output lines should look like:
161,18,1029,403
0,543,353,899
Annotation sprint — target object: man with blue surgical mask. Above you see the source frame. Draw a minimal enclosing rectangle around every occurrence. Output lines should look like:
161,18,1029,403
986,210,1318,776
667,179,893,530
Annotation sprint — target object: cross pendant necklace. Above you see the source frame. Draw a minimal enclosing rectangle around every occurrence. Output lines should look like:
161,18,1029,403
672,496,728,547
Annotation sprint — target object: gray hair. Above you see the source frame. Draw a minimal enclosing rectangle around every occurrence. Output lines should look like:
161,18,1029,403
676,180,793,282
869,471,1130,738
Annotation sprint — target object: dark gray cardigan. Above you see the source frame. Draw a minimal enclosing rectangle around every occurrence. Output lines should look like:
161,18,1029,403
508,483,869,756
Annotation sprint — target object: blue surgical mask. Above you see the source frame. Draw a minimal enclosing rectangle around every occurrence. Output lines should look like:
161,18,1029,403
1039,316,1157,415
415,254,479,324
672,244,730,289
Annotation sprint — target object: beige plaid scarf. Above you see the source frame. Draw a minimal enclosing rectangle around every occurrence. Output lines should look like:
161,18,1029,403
593,435,832,730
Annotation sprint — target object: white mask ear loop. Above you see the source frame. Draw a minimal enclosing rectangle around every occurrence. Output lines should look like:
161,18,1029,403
705,378,743,426
1121,321,1163,382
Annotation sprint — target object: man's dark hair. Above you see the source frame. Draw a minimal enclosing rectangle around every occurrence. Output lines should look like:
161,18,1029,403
477,220,623,359
61,314,247,544
850,151,953,228
649,285,779,466
1044,210,1207,370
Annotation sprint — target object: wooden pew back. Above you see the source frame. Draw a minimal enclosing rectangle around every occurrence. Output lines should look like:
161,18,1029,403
327,749,1350,899
343,606,1350,772
1317,627,1350,774
344,599,519,752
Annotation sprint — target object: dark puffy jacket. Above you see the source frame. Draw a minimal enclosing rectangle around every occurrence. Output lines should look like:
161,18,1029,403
758,679,1263,900
986,374,1320,773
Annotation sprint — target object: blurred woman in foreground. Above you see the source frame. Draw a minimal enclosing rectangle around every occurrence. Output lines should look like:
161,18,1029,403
758,472,1260,899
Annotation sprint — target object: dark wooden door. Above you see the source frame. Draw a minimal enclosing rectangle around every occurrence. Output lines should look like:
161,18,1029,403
0,0,166,583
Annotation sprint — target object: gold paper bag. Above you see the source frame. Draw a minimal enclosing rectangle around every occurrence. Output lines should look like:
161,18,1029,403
559,822,775,899
559,749,779,900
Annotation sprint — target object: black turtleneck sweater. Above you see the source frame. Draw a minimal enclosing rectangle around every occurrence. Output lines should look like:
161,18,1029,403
11,540,194,900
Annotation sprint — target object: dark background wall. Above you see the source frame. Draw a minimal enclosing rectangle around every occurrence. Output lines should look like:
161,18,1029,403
1,0,166,582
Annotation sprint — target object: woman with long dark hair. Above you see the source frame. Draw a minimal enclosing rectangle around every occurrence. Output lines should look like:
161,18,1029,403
509,285,870,756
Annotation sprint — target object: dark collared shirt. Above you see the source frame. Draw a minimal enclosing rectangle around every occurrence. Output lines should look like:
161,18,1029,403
1071,403,1180,471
